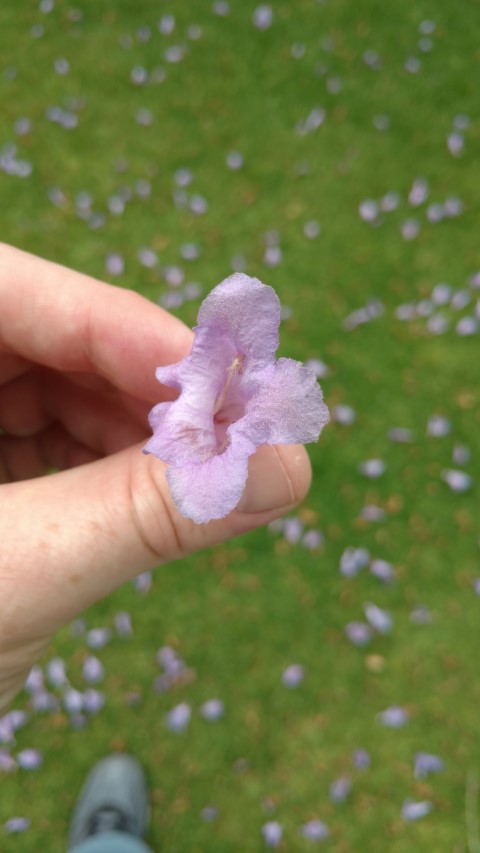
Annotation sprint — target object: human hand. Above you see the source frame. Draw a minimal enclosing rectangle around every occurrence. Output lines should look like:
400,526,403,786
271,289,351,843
0,244,312,711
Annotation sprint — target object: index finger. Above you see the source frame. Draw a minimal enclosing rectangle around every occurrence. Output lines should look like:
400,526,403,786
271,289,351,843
0,243,194,402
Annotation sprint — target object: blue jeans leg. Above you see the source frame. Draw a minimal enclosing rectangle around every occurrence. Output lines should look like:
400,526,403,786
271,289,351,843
69,830,154,853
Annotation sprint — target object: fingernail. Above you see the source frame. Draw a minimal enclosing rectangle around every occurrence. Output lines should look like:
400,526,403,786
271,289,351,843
237,445,296,514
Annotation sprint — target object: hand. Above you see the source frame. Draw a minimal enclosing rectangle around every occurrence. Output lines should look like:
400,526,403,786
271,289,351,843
0,244,311,711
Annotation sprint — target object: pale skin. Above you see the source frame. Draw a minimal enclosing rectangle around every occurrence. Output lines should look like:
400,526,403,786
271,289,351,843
0,244,312,713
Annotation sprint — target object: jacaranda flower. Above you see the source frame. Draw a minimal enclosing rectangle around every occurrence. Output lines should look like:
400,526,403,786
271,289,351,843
143,273,329,523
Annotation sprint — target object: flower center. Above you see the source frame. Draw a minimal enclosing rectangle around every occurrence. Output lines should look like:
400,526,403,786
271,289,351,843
213,354,246,453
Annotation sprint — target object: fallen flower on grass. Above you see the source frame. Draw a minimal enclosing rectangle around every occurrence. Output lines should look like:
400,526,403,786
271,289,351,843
402,799,432,821
143,273,329,522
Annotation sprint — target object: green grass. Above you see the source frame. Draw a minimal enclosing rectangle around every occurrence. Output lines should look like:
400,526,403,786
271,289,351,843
1,1,480,850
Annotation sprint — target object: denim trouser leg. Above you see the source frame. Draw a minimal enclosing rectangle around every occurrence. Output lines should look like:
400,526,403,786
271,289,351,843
69,830,154,853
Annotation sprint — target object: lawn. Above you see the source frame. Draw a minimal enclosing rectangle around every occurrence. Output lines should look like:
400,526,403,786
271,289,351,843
1,1,480,851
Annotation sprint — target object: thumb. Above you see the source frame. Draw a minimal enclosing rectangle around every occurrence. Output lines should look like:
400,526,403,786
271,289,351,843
0,442,311,642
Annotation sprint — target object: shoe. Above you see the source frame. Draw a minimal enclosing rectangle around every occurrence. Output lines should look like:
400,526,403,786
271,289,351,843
68,754,150,847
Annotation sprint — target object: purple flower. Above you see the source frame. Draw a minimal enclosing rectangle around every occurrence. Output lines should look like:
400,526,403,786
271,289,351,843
302,529,324,549
7,710,28,732
165,702,191,733
201,805,219,821
63,688,84,714
378,706,409,728
4,817,31,834
0,715,14,745
262,821,282,847
24,665,44,693
30,690,59,713
360,505,386,522
402,799,432,821
200,699,225,721
352,748,371,769
441,469,472,492
339,547,370,577
364,602,393,635
82,656,104,684
281,664,305,688
329,776,352,803
86,628,112,649
301,819,329,841
133,570,152,593
143,274,329,523
370,559,395,584
344,621,372,647
414,752,444,779
46,658,67,687
283,516,304,544
16,749,43,770
0,749,16,771
115,611,133,637
83,689,106,715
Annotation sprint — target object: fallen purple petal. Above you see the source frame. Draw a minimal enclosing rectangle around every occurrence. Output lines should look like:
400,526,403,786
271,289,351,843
360,505,386,522
86,628,112,649
4,817,31,834
304,358,329,378
414,752,444,779
345,622,372,647
105,253,124,276
453,445,471,465
115,611,133,637
46,658,67,688
456,316,478,336
427,415,451,437
82,656,104,684
262,821,282,847
82,689,106,715
302,529,324,549
226,150,244,170
441,469,472,493
0,715,14,744
301,819,329,841
402,799,432,821
8,710,28,731
200,699,225,721
378,706,409,728
364,602,393,635
388,427,414,443
358,458,386,478
133,571,152,593
24,666,44,693
283,516,304,544
16,749,43,770
410,605,432,625
332,404,356,425
359,199,379,223
304,220,321,239
370,559,396,583
63,688,84,714
352,748,371,769
165,703,191,733
431,282,452,304
201,805,219,821
329,776,352,803
340,547,370,577
0,749,16,771
281,664,305,688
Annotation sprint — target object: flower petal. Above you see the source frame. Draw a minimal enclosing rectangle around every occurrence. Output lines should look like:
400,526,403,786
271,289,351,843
236,358,329,446
166,433,255,523
197,273,280,369
144,326,236,466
